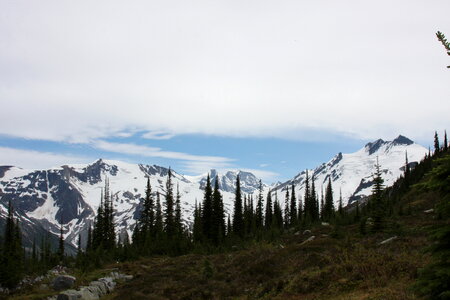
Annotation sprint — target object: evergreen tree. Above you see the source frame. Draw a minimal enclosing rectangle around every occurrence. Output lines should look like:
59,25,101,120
175,184,183,236
141,177,154,241
265,190,273,229
290,184,297,226
212,177,225,244
303,170,311,222
273,194,283,230
193,200,203,243
233,175,244,237
323,178,334,221
444,130,448,152
255,180,264,230
405,150,411,177
164,169,175,238
202,174,214,241
338,189,343,216
320,187,324,220
154,192,163,238
371,157,385,232
284,188,290,228
298,195,303,224
436,31,450,68
311,177,319,221
434,131,440,154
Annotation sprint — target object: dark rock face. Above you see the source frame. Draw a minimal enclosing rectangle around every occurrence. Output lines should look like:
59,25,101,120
0,166,12,178
392,135,414,146
365,139,386,155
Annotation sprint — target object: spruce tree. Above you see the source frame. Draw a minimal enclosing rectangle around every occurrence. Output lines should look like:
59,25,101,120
233,175,244,237
164,169,175,238
193,200,203,243
202,174,214,241
436,31,450,68
290,184,297,226
444,130,448,152
371,158,385,232
434,131,440,154
265,190,273,229
311,177,319,221
212,177,225,244
141,177,154,241
154,192,163,238
284,188,290,228
323,178,334,221
273,196,283,230
255,180,264,230
303,170,311,222
298,195,303,224
175,184,183,236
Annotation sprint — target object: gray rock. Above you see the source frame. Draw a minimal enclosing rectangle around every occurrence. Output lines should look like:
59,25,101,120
321,222,330,226
424,208,434,213
90,281,107,295
379,236,398,245
52,275,76,291
78,287,99,300
57,289,80,300
123,275,133,281
303,229,312,235
301,235,315,245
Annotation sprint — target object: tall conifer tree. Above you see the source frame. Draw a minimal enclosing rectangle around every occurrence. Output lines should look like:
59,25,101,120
265,190,273,228
233,175,244,237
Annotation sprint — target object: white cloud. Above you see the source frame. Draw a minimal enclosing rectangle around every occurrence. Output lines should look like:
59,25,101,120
0,0,449,144
141,131,176,140
259,163,269,168
0,147,91,169
92,140,234,163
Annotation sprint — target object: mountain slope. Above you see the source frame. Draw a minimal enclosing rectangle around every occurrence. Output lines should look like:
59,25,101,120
272,135,427,206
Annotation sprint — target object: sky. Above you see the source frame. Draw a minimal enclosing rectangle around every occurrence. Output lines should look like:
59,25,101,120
0,0,449,182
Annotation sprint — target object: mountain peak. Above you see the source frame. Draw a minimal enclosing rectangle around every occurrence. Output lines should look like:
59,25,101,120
391,135,414,146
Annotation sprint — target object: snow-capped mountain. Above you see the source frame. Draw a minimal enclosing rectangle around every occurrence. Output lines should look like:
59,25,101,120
271,135,427,206
0,135,427,251
0,159,262,250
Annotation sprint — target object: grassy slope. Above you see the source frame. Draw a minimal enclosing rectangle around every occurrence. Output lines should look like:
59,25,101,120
107,189,440,300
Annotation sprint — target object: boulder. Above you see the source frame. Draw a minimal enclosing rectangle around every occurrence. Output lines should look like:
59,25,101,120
56,289,80,300
52,275,76,291
90,281,107,296
303,229,312,235
78,286,99,300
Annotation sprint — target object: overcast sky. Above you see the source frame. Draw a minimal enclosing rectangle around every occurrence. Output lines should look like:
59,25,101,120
0,0,449,180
